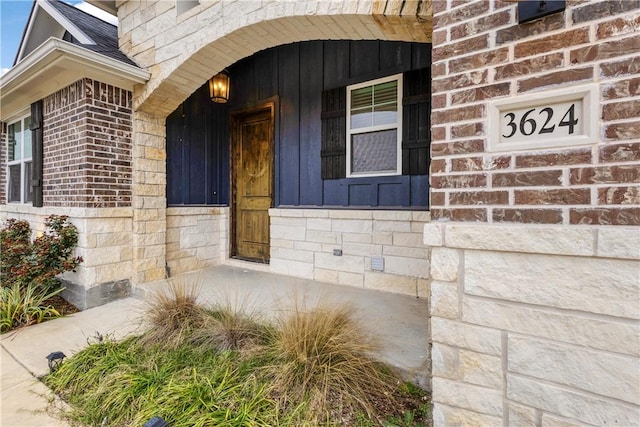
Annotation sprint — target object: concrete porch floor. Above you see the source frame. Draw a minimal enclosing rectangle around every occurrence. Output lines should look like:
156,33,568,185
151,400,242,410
1,265,430,426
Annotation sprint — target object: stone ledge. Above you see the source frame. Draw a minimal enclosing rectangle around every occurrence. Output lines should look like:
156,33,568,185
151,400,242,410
425,222,640,260
0,205,133,218
167,206,229,216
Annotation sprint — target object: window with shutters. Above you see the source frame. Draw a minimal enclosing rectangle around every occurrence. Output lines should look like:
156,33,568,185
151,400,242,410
6,115,33,204
346,74,402,177
321,68,430,181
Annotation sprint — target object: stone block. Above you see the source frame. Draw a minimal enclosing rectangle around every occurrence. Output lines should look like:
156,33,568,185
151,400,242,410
541,413,592,427
314,268,339,284
372,211,412,221
445,224,594,256
432,343,459,378
328,210,372,219
270,258,313,279
271,216,306,227
384,255,428,278
364,272,417,296
392,231,425,247
417,278,429,299
465,250,640,319
95,261,133,283
271,238,294,249
508,335,639,404
423,223,445,246
82,247,125,267
95,232,131,247
507,374,639,426
383,245,429,259
412,211,431,222
271,247,314,263
306,230,339,244
597,227,640,259
431,248,459,281
315,252,364,274
432,377,503,416
332,219,373,233
342,242,382,256
373,220,412,232
462,298,639,356
508,402,537,427
341,232,372,243
431,317,503,356
293,241,322,252
431,281,459,319
271,224,306,241
459,349,503,388
372,231,393,245
433,403,503,427
307,218,332,231
179,232,211,248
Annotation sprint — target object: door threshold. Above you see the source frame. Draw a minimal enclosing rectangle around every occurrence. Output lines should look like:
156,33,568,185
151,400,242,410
224,257,272,273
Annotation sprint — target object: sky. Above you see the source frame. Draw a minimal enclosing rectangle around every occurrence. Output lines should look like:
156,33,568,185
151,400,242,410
1,0,117,75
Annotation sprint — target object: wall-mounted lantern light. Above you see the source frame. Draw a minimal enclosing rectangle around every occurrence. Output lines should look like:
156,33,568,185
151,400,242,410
209,70,230,103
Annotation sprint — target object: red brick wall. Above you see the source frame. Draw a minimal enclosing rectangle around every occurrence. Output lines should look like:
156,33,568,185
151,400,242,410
43,79,132,207
430,0,640,225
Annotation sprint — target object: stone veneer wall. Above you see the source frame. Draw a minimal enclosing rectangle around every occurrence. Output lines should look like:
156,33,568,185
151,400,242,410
0,205,133,309
427,0,640,425
430,0,639,224
269,209,430,298
424,222,639,426
166,207,227,276
0,79,135,308
43,78,133,207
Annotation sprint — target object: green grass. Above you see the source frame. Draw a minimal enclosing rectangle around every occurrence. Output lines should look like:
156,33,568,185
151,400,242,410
45,283,431,426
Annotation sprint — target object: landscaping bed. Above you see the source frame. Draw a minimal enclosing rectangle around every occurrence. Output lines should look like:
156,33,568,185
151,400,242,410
44,282,431,426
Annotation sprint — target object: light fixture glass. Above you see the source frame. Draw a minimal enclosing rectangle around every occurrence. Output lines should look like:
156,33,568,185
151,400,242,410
209,70,230,103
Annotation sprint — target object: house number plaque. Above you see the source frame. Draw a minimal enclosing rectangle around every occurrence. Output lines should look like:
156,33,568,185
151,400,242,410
488,85,597,152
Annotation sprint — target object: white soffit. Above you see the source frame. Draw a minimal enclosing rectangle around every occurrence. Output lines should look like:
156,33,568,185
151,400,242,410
1,38,149,120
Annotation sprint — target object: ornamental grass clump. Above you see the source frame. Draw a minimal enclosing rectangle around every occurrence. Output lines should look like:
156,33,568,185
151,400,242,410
139,278,207,349
191,300,271,353
264,303,400,424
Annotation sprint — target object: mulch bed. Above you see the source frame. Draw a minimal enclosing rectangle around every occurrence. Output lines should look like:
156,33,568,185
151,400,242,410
46,295,81,316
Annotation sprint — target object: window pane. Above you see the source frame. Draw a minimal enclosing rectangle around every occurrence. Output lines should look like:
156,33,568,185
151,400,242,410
24,161,33,203
8,164,21,202
373,81,397,105
350,108,373,129
8,122,21,161
351,86,372,110
351,129,397,174
23,117,32,158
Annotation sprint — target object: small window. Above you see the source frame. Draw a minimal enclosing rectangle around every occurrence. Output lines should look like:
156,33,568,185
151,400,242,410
346,74,402,177
7,116,33,204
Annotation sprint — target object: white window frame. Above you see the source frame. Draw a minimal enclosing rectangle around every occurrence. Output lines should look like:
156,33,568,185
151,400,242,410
6,114,33,204
346,73,403,178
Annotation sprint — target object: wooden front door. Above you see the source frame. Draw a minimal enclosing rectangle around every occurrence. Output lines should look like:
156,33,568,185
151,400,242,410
231,104,274,262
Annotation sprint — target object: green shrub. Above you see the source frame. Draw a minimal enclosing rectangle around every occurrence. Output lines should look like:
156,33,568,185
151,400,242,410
0,215,83,290
0,283,64,332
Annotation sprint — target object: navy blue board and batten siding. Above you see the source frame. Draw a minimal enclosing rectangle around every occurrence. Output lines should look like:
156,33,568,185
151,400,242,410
166,40,431,209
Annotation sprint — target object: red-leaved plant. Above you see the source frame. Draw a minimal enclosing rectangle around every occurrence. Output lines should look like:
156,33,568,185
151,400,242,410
0,215,83,290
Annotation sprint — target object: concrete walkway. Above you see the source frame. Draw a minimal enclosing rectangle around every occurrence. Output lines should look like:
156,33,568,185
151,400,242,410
1,265,429,426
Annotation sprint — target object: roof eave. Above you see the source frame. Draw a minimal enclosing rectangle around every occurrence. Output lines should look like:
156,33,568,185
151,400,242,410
1,38,149,121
